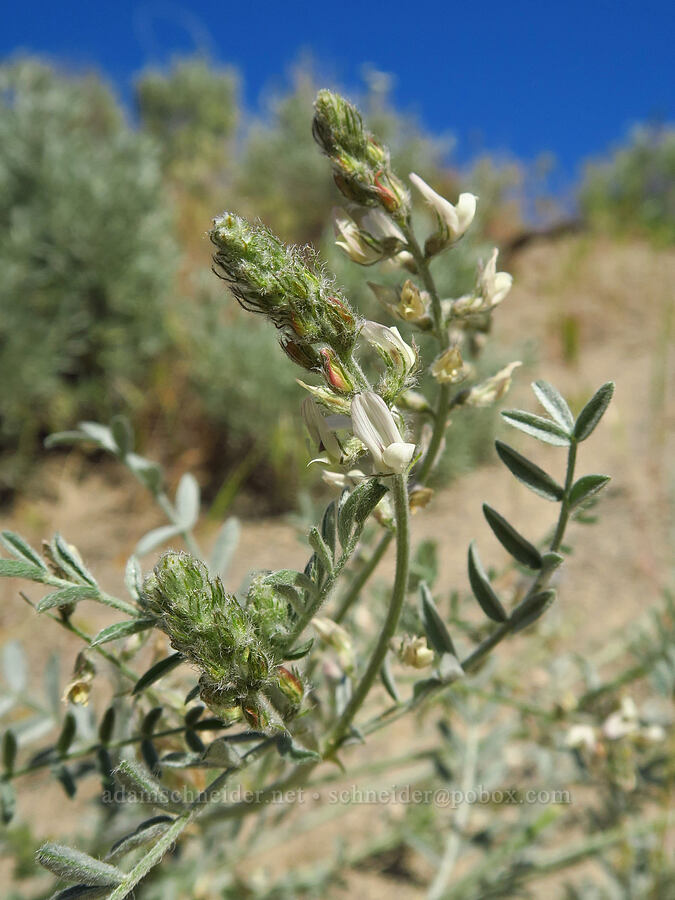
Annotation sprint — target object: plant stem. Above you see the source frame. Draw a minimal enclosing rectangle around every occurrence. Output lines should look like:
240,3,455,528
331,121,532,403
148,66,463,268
404,227,446,345
323,474,410,757
404,225,453,482
550,439,577,552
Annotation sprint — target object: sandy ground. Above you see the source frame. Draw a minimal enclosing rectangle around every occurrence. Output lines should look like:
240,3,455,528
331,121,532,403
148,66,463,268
1,235,673,897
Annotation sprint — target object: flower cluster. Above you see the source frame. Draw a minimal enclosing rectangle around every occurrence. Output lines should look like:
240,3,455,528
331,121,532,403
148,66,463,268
211,90,518,486
210,213,360,384
142,552,303,731
312,89,409,217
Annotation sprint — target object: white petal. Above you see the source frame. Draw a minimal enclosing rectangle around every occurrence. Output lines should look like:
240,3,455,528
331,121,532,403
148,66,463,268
381,442,416,473
491,272,513,305
361,392,402,446
350,393,386,466
359,208,405,242
409,172,459,233
455,193,478,235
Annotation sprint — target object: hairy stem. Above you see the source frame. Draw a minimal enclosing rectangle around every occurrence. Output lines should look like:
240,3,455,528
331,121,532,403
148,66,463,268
404,226,453,482
323,474,410,757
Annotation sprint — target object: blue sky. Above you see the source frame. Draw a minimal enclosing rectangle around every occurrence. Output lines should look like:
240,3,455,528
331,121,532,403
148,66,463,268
3,1,672,183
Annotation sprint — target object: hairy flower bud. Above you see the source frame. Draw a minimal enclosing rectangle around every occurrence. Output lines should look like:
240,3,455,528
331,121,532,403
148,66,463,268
313,90,409,217
142,552,302,730
320,348,354,393
210,212,359,356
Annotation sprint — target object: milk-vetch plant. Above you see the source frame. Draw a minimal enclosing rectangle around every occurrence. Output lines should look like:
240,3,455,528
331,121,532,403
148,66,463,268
0,90,621,898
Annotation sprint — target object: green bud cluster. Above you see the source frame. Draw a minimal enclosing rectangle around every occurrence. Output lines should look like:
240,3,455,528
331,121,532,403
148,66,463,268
142,552,304,732
210,213,359,361
312,90,409,218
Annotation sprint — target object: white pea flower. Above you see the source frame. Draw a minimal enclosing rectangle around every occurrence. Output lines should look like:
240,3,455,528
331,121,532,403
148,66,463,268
321,468,366,491
409,172,477,244
453,249,513,316
351,391,416,475
479,248,513,307
361,321,417,376
357,208,406,243
394,635,435,669
334,208,405,265
565,724,598,752
334,214,381,265
464,361,522,407
430,346,471,385
602,697,640,740
301,397,344,464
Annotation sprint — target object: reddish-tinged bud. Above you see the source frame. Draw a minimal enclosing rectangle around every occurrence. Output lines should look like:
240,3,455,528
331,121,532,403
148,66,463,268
280,337,320,370
275,666,304,705
326,296,355,328
289,311,311,337
374,171,399,212
320,348,353,394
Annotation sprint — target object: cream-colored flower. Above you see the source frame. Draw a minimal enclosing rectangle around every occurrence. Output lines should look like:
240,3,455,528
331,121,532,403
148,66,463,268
312,616,353,672
334,208,405,265
464,361,521,407
351,391,416,475
409,172,477,244
565,724,598,752
334,214,381,265
453,249,513,315
321,468,366,491
430,346,470,384
361,321,417,376
398,280,429,321
602,697,640,740
394,635,435,668
479,248,513,307
301,397,343,463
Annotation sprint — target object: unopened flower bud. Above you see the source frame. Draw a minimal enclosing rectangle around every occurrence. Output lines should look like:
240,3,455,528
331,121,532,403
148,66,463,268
211,212,359,355
275,666,304,706
320,348,354,394
313,90,409,217
280,337,320,370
